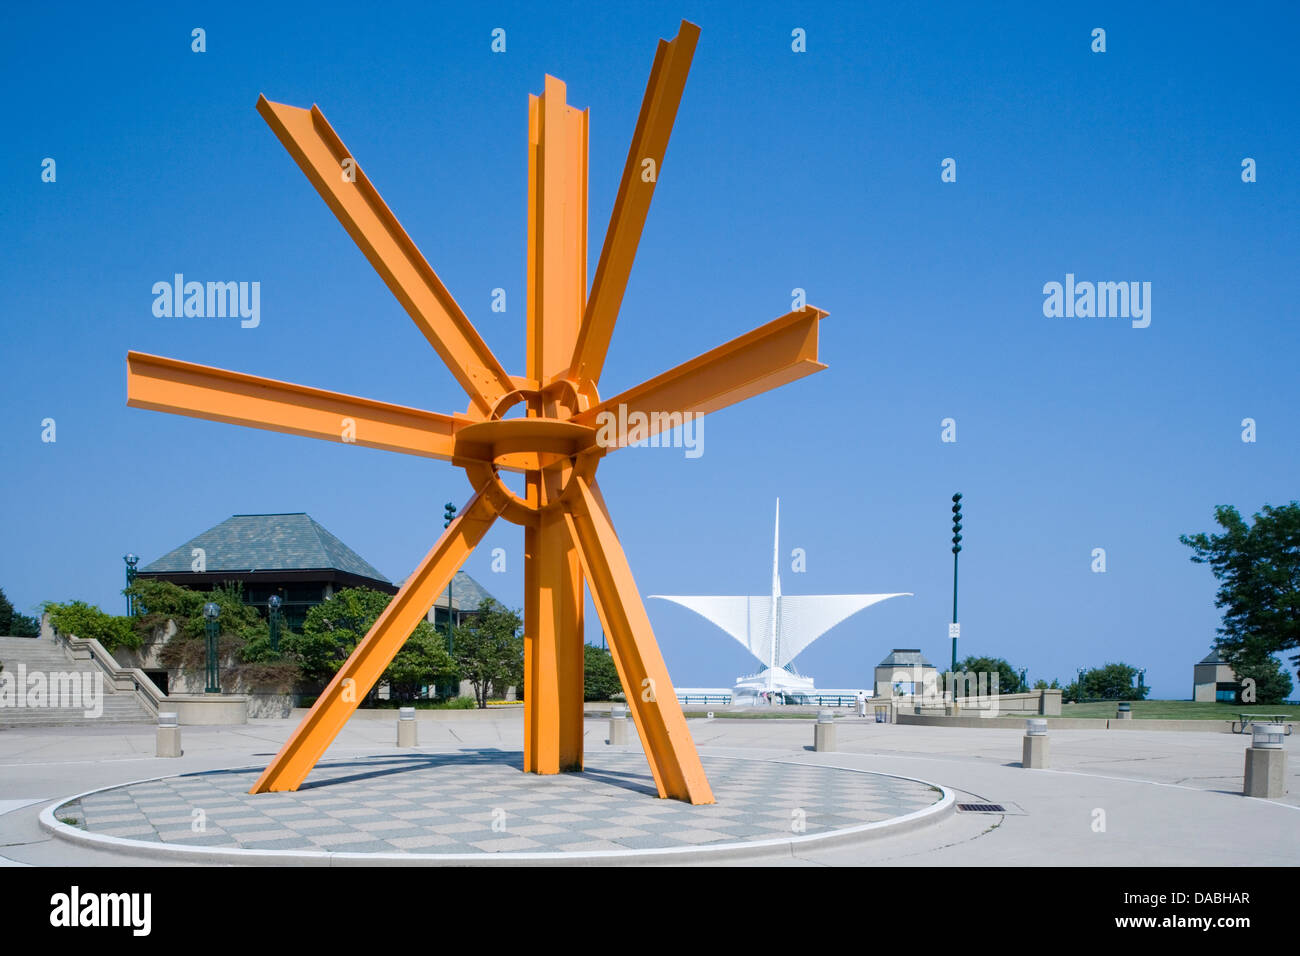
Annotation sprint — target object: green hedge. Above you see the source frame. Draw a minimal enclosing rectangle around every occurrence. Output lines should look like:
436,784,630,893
42,600,140,652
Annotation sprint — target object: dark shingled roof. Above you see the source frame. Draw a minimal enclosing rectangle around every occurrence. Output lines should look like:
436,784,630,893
430,571,496,613
1199,648,1227,665
877,648,937,668
141,514,390,584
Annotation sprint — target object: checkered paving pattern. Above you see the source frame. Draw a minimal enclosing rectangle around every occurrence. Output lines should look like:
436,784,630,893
59,750,942,855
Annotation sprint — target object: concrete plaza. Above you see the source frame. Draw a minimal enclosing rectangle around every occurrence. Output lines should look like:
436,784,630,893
1,711,1296,865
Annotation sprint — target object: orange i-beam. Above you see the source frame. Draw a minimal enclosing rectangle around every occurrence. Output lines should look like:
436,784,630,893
525,76,588,773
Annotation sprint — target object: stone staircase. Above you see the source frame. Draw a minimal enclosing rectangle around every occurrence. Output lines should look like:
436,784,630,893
0,634,156,727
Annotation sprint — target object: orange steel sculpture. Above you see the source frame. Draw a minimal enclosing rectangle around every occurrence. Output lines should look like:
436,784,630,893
125,20,826,804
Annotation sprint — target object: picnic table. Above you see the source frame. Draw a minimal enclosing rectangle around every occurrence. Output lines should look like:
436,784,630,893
1233,713,1295,734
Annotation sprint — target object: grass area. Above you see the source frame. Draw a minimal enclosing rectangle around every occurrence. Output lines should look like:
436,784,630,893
1051,700,1300,721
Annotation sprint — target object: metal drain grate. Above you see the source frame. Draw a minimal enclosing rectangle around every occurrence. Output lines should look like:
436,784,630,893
957,803,1006,813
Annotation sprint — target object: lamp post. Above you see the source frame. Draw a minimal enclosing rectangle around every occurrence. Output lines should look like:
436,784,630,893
950,493,962,675
123,554,139,616
203,601,221,694
443,502,457,654
268,594,282,651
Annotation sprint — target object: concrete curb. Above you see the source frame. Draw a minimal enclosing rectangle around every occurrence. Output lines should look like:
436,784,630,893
37,754,954,867
896,715,1254,733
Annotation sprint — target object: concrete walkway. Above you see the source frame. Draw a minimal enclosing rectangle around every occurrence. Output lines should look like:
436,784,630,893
1,713,1296,865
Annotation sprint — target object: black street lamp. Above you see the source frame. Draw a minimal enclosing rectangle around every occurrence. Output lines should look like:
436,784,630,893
123,554,139,616
950,493,962,675
443,502,457,655
203,601,221,694
268,594,282,651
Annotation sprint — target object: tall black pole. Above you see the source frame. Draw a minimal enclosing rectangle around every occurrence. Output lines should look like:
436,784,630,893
443,502,457,654
950,493,963,675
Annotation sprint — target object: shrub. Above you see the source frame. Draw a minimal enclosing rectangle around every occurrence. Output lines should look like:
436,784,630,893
42,600,140,652
126,579,301,689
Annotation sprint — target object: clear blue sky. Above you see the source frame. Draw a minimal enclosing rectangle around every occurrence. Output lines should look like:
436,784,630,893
3,2,1297,698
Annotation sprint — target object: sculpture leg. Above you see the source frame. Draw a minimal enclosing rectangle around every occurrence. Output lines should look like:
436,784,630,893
524,474,585,773
250,489,500,793
563,477,714,804
520,74,588,775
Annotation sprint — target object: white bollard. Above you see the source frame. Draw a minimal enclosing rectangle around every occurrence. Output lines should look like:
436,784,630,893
1244,723,1287,798
814,710,836,752
1022,718,1048,768
156,712,182,758
608,702,629,745
397,706,418,747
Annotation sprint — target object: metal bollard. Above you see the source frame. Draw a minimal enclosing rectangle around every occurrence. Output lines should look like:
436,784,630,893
814,710,836,752
608,702,629,745
1022,718,1048,768
397,706,417,747
156,712,182,758
1244,723,1287,798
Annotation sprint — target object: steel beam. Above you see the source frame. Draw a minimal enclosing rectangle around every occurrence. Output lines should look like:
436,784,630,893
567,20,699,388
127,351,468,461
523,75,588,774
250,488,501,793
574,306,827,449
563,477,714,804
524,506,585,773
257,96,515,417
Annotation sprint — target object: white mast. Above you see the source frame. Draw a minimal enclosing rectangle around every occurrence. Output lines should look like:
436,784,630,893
768,498,781,690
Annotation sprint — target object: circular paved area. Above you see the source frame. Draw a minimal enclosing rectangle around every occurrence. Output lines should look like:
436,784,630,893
48,749,948,861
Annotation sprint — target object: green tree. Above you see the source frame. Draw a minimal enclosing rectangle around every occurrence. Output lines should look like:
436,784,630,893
1032,678,1061,691
584,643,622,701
1072,662,1147,701
288,587,389,685
0,588,39,637
1235,654,1294,705
290,587,451,698
953,655,1025,694
386,629,456,701
41,600,139,652
453,598,523,708
1180,502,1300,683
